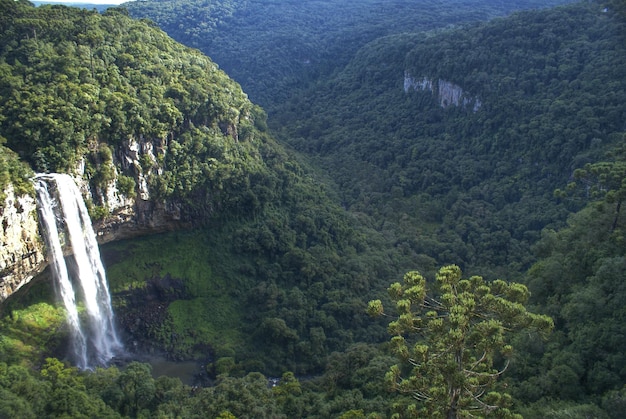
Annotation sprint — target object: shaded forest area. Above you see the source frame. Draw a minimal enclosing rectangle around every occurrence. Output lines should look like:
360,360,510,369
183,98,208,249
274,1,626,279
125,0,575,106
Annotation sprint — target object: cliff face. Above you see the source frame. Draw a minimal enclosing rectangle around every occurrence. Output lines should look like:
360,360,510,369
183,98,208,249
89,135,190,244
0,135,189,303
0,184,45,301
0,3,258,303
403,72,482,112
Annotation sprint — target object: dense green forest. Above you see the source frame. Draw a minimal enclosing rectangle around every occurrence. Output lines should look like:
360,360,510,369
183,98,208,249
269,2,626,413
125,0,575,106
1,0,626,417
0,0,397,416
272,1,626,278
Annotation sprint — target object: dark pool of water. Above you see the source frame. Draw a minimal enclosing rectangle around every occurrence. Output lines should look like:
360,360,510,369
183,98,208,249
113,352,206,386
146,355,202,386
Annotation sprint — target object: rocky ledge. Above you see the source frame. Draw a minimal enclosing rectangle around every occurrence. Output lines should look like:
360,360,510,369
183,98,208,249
0,135,191,303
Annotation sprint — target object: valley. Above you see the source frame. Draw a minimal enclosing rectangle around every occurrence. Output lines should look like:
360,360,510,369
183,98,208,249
1,0,625,417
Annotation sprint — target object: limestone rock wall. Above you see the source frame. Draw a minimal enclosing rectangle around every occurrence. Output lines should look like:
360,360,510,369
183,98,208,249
0,184,46,301
0,135,190,303
403,72,482,112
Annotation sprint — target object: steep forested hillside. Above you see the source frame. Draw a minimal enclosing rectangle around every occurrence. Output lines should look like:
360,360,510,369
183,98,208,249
511,191,626,416
0,1,398,414
125,0,575,105
267,1,626,415
273,1,626,280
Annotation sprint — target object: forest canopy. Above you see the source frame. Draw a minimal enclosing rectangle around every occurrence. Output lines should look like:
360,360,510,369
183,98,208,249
1,0,625,417
125,0,576,105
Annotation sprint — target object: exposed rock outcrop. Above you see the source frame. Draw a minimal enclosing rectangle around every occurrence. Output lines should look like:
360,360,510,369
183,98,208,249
403,72,482,112
0,135,190,303
0,184,46,301
90,135,190,244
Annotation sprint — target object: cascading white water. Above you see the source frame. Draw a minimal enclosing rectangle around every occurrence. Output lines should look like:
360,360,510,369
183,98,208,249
35,178,88,368
34,173,122,369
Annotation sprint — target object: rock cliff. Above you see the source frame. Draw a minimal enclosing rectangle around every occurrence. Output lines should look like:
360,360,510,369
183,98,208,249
0,135,189,303
403,72,482,112
0,2,256,303
88,135,190,244
0,184,45,301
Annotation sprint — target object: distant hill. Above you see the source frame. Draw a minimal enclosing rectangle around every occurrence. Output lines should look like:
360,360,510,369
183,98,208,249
32,1,118,12
273,1,626,278
125,0,577,106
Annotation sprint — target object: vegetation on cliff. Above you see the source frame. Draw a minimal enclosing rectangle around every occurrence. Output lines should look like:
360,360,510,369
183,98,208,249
0,0,271,216
0,141,33,204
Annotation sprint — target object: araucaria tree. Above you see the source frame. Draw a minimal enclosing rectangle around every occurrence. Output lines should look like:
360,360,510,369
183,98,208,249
368,265,553,419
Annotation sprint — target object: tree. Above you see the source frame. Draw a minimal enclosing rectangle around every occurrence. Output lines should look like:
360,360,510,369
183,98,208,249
116,362,156,417
569,153,626,231
40,358,117,418
368,265,553,418
554,139,626,232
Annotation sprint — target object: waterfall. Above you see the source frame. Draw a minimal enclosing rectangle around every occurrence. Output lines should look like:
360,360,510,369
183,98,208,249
34,173,122,369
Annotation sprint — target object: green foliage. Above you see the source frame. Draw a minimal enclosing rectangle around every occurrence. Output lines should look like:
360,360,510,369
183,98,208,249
518,399,610,419
0,300,66,367
127,0,574,106
104,230,245,360
513,199,626,410
193,372,283,418
370,266,553,418
271,0,625,280
562,140,626,230
86,202,109,221
115,174,135,198
103,189,391,372
0,142,34,205
88,143,116,189
0,356,120,418
0,0,258,211
41,358,118,418
117,362,156,417
0,362,50,418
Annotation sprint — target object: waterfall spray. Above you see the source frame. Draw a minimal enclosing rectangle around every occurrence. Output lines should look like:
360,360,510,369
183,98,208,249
34,173,122,368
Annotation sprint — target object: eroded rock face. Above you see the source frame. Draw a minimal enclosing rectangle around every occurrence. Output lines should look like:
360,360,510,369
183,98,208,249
0,135,191,302
0,184,46,301
92,137,190,243
91,136,190,244
94,198,187,244
403,72,482,112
